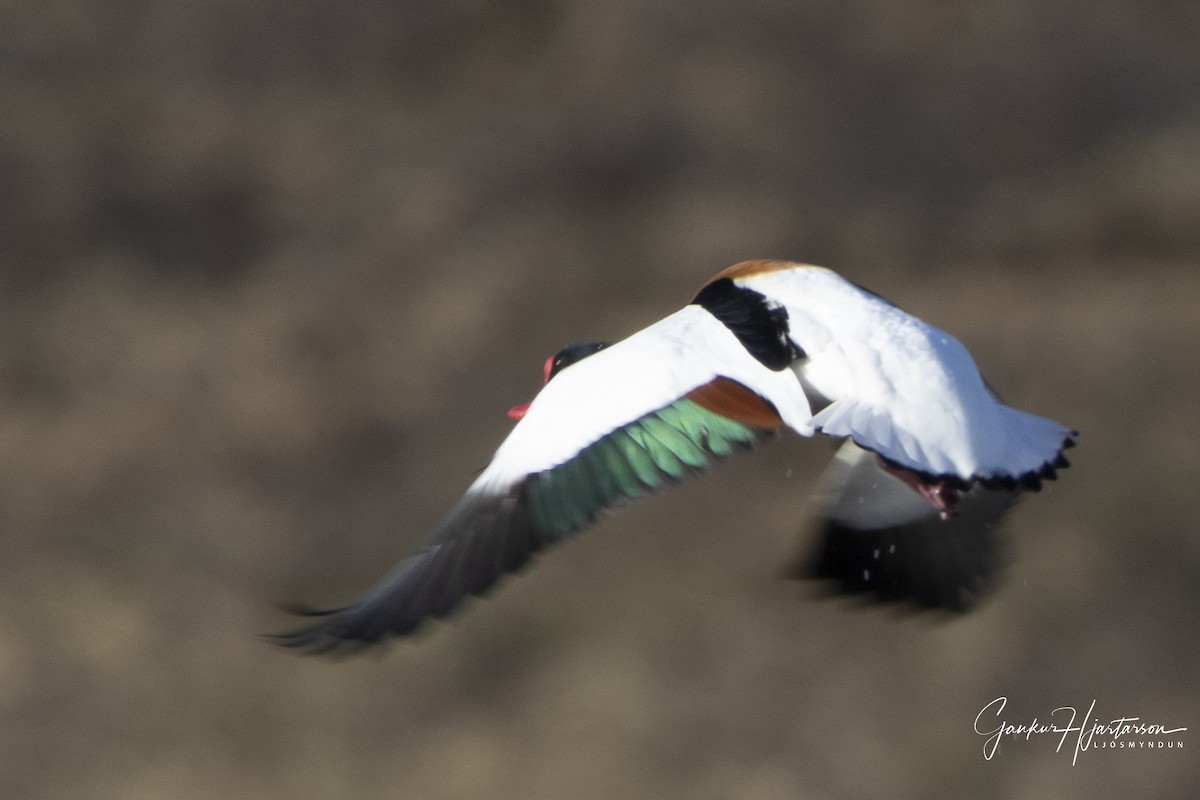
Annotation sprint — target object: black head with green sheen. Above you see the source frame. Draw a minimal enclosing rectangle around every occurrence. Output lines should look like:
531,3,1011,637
507,342,611,421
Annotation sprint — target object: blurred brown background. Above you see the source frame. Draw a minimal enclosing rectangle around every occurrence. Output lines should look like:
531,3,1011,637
2,1,1197,798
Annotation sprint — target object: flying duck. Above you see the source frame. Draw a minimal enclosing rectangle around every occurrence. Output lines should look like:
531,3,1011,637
273,260,1075,652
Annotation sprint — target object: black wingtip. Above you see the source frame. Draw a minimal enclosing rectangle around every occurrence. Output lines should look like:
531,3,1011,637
799,521,990,612
273,600,343,618
264,601,393,656
263,601,364,655
796,482,1019,613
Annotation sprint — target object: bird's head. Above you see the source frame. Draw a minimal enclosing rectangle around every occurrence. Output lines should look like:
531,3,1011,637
507,342,611,421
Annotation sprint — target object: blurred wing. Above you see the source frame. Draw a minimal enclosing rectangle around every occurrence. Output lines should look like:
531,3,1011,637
272,307,807,653
793,441,1018,610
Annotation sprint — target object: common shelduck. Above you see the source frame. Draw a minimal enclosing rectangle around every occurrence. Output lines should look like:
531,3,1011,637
273,260,1074,652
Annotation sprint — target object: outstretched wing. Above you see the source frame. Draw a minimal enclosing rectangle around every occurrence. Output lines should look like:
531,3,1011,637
271,306,810,653
794,441,1018,610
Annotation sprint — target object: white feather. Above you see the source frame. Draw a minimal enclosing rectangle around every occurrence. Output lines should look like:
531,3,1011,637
737,265,1072,480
